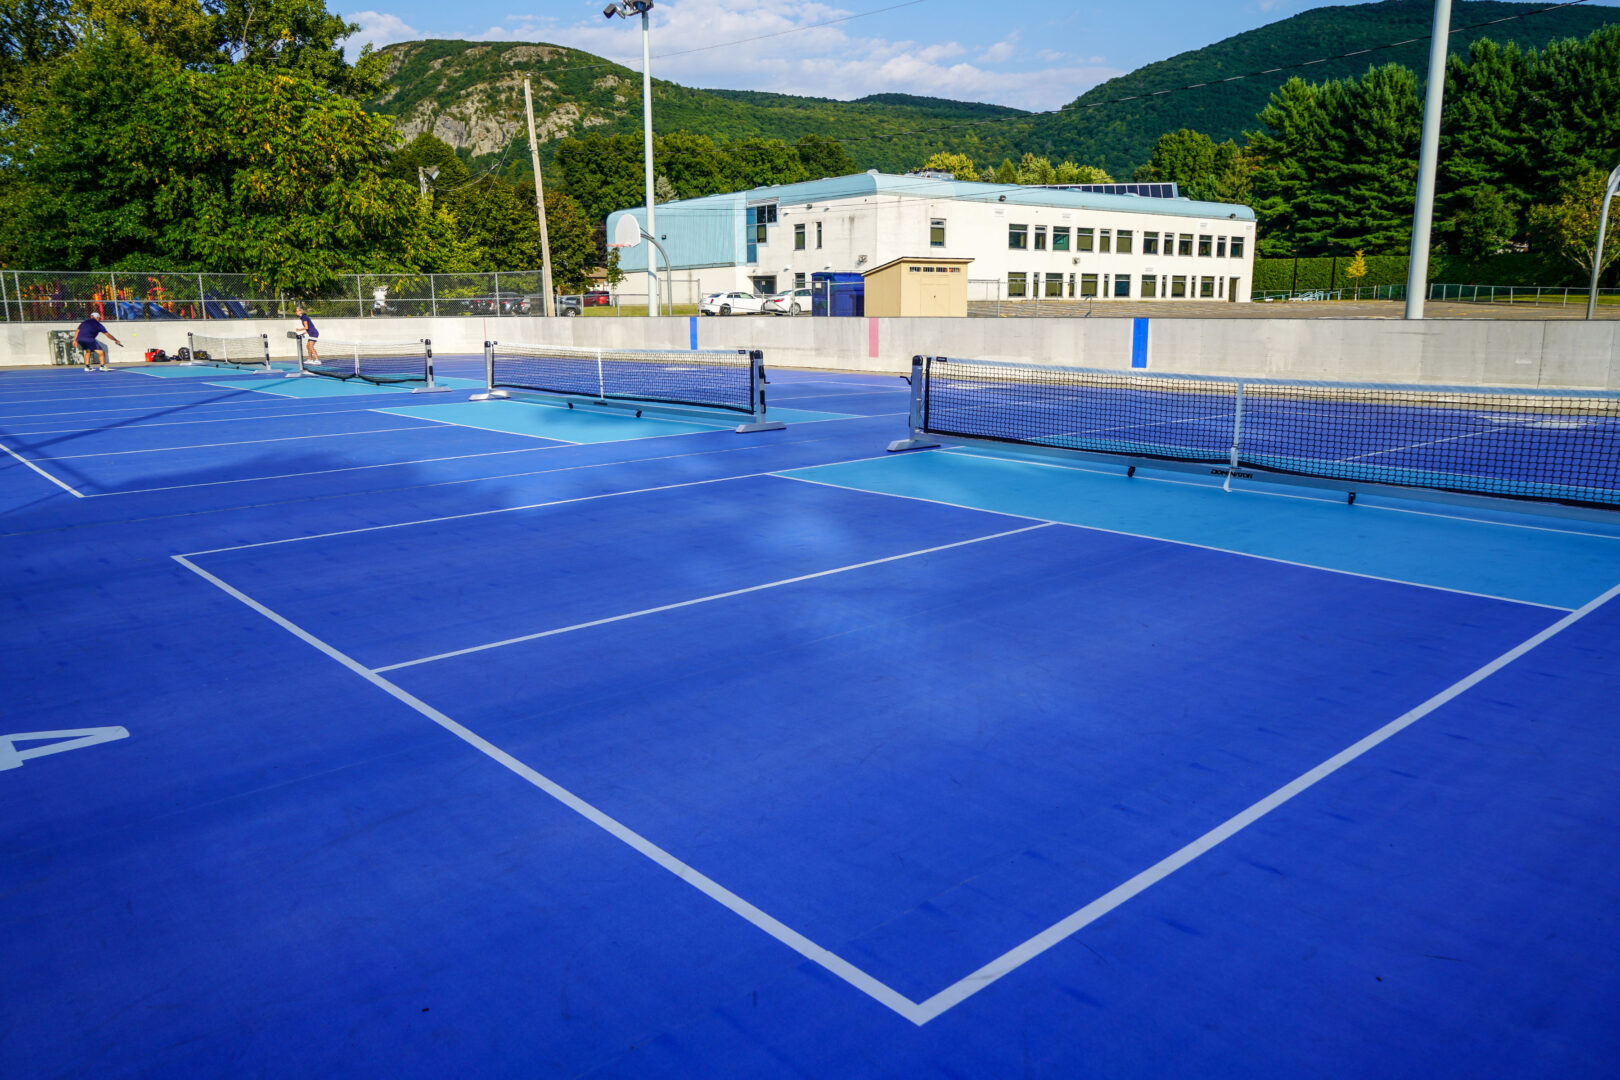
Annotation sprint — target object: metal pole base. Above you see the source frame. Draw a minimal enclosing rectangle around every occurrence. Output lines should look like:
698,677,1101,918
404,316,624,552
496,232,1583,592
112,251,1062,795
734,420,786,433
411,385,453,394
887,437,941,452
468,390,506,402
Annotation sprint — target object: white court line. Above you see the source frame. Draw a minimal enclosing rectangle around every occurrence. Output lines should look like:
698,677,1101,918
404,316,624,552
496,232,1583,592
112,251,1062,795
375,524,1052,671
170,553,922,1022
31,425,441,460
0,440,86,498
1334,424,1520,464
775,471,1573,611
180,460,890,557
908,578,1620,1021
173,546,1620,1026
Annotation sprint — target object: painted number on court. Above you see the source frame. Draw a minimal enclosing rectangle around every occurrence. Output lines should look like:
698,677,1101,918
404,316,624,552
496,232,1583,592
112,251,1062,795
1,727,129,771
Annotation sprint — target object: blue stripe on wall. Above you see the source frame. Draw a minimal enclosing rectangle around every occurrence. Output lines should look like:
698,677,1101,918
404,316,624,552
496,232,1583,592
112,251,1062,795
1131,318,1149,368
689,316,698,350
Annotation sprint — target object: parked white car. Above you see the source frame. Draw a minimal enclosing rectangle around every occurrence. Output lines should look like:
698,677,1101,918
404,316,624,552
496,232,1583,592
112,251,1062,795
763,288,813,315
700,291,767,316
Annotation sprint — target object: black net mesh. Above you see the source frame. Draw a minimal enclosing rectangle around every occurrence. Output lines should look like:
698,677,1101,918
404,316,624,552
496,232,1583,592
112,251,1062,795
302,340,431,385
919,357,1620,508
491,343,756,415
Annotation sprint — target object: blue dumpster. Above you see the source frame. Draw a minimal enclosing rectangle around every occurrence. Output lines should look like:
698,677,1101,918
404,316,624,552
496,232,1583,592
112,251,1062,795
811,272,865,317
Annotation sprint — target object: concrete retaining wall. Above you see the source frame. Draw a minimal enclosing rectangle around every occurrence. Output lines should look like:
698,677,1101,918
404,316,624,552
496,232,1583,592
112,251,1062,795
5,314,1618,389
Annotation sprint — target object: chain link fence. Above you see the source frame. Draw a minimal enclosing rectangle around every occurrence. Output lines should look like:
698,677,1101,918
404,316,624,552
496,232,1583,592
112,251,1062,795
0,270,713,322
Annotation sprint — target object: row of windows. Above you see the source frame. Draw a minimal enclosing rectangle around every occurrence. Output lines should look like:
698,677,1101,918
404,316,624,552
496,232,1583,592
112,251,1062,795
1007,272,1239,300
1003,225,1244,259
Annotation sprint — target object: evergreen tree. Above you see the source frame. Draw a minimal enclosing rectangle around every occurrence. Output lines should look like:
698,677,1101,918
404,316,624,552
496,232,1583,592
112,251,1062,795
794,134,855,179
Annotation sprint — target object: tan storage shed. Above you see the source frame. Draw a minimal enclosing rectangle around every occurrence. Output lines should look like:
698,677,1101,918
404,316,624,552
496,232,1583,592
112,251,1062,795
862,257,974,317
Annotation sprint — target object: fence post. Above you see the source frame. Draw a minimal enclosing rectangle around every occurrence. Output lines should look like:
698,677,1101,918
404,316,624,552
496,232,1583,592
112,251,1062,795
493,272,500,315
199,273,208,318
430,274,437,317
356,275,363,319
0,270,7,323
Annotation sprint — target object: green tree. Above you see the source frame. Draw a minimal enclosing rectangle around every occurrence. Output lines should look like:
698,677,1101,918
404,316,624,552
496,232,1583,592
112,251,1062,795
918,151,977,180
392,132,470,188
1527,168,1620,283
0,33,429,289
993,158,1018,184
1015,152,1057,185
723,137,808,190
794,134,855,179
1134,129,1245,202
1455,187,1519,257
1053,161,1112,184
542,190,597,290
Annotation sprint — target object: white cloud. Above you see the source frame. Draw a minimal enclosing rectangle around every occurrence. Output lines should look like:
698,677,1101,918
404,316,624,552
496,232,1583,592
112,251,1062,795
348,0,1125,111
343,11,423,55
977,32,1019,65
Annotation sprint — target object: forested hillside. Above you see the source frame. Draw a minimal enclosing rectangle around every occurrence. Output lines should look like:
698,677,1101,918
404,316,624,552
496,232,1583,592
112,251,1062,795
1030,0,1618,176
369,40,1033,175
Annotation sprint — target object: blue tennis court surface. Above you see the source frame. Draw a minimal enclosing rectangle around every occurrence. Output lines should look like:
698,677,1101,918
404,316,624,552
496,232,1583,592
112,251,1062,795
4,362,1619,1078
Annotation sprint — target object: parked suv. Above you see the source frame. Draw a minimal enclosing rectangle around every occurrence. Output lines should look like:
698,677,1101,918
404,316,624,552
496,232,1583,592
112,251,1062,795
583,290,611,307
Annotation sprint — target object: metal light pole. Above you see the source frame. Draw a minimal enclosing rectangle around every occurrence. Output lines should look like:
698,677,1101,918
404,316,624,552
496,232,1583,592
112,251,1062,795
1404,0,1452,320
604,0,658,317
1587,162,1620,320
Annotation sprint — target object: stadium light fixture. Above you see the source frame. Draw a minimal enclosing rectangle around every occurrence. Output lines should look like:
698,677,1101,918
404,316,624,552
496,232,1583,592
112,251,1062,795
604,0,658,317
1587,161,1620,320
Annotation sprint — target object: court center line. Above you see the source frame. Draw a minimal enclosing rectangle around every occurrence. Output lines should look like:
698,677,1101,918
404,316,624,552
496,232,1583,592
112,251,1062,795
909,578,1620,1022
0,439,86,498
169,553,927,1024
30,425,445,460
773,471,1575,611
374,524,1053,671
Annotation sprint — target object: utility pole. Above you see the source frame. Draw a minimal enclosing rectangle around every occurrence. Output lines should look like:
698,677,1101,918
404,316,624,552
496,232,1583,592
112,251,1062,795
524,79,555,318
1404,0,1452,320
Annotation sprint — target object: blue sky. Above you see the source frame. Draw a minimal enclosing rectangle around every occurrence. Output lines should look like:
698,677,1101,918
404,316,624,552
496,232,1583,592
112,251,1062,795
343,0,1620,112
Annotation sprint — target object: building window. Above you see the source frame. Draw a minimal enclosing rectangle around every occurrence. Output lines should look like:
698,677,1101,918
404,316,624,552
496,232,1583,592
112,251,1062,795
794,272,806,289
1216,236,1227,258
1142,277,1158,299
1008,272,1028,298
1044,273,1064,298
1034,225,1047,251
1230,236,1245,259
1076,227,1095,252
1143,233,1159,256
1178,234,1194,256
1116,230,1133,254
930,219,945,247
755,222,768,244
1009,224,1028,250
1114,275,1131,298
757,204,778,224
1171,275,1187,298
1099,229,1112,254
1051,227,1070,251
1198,235,1212,257
794,223,806,250
1200,276,1215,298
1080,273,1099,297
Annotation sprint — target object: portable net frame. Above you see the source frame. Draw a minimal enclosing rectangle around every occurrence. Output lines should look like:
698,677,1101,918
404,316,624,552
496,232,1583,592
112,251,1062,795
291,335,448,393
889,355,1620,512
186,331,272,371
473,341,784,432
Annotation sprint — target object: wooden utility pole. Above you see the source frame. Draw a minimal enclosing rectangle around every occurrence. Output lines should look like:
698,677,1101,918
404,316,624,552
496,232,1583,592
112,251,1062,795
523,80,555,318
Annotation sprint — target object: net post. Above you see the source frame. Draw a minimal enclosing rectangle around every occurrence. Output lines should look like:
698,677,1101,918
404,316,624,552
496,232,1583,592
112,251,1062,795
286,332,307,378
469,340,501,401
888,355,941,451
411,337,451,393
733,349,785,432
186,331,196,365
258,333,271,371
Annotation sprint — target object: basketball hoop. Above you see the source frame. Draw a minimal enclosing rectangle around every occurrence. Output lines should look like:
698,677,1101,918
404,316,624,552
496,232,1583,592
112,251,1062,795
610,215,643,249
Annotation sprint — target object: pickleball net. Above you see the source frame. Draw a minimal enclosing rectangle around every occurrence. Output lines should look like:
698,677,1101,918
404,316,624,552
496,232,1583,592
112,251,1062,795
186,332,272,370
292,336,448,392
890,355,1620,509
476,341,784,431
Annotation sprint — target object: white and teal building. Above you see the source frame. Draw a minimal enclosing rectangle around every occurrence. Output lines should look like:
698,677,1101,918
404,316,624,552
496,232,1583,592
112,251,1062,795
606,171,1258,304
